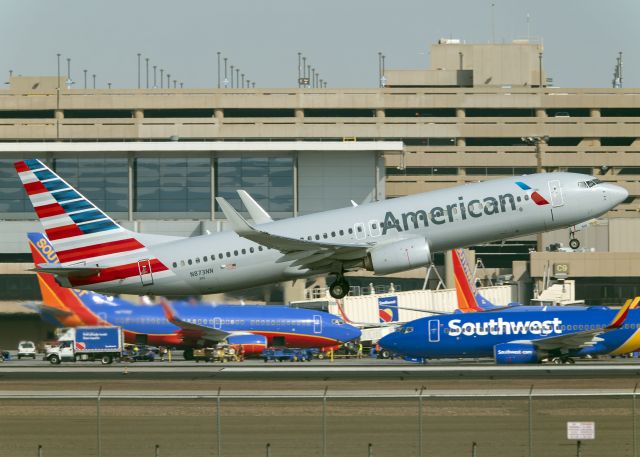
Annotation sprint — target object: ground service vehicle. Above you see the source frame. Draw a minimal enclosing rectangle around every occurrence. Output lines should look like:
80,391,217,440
17,341,36,359
45,327,123,365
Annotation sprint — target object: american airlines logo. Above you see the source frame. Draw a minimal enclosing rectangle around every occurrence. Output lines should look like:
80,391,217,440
382,192,521,235
448,317,562,337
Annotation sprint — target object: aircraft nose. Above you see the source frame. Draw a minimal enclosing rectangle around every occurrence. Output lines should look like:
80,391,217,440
379,332,398,350
604,183,629,206
346,324,361,342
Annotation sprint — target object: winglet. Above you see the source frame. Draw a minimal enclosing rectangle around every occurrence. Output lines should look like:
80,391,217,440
215,197,256,236
237,190,273,224
607,298,634,329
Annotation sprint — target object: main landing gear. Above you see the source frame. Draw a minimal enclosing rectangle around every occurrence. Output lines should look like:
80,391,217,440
551,356,575,364
329,273,350,299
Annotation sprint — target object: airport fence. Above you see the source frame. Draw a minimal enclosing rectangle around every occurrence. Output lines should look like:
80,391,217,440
1,387,639,457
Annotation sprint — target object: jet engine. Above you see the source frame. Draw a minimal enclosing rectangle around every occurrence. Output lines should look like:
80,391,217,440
493,343,542,364
364,237,432,275
226,334,268,355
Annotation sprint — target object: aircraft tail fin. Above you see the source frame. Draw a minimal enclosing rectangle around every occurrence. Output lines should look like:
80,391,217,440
452,249,484,312
15,159,149,266
607,297,635,329
27,232,109,326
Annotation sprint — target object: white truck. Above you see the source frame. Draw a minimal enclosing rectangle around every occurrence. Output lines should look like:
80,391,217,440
45,326,124,365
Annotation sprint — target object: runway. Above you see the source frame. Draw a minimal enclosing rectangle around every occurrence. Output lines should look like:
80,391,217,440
3,358,640,382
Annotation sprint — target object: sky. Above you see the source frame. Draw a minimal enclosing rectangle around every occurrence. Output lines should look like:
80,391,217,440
2,0,639,89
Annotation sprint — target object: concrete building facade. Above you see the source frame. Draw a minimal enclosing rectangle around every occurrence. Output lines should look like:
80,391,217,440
1,40,639,307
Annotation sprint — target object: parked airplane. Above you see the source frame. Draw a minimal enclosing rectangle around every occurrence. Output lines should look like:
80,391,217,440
15,159,627,299
28,232,360,358
379,296,640,363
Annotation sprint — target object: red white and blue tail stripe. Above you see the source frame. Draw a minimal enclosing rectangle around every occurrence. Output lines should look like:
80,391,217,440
15,159,147,264
15,159,172,290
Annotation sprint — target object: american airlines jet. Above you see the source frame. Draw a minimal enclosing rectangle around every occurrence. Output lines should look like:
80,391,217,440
15,159,627,299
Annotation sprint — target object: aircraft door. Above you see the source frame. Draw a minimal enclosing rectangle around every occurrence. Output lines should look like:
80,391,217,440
428,319,440,343
354,223,367,240
313,315,322,334
137,259,154,286
548,180,565,207
213,317,222,330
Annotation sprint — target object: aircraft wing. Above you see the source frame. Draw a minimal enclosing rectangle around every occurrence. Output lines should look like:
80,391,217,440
161,302,231,342
216,197,371,268
30,263,102,278
527,298,634,353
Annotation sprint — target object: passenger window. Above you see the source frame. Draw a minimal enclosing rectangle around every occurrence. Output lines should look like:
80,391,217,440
323,233,328,239
315,234,320,240
188,259,193,265
339,229,344,236
218,253,223,259
242,249,246,255
180,260,185,267
234,250,238,256
258,246,263,251
331,231,336,237
172,262,177,268
203,256,208,262
226,252,231,258
348,228,353,234
195,257,200,264
307,236,312,240
250,247,254,253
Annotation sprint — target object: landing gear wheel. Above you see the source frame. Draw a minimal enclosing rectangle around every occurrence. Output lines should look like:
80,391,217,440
569,238,580,250
329,274,350,299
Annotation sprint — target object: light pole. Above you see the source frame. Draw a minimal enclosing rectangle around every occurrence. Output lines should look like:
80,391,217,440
160,69,164,88
297,52,302,87
92,74,96,89
235,68,239,88
137,53,141,88
217,51,221,88
83,69,87,89
145,58,149,89
153,66,157,88
224,58,228,88
167,73,170,88
230,65,234,87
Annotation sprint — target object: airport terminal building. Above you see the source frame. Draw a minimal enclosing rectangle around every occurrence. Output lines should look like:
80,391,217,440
1,39,640,308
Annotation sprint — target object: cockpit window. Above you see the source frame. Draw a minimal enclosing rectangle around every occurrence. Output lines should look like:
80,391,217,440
578,179,601,188
397,326,413,334
331,319,344,325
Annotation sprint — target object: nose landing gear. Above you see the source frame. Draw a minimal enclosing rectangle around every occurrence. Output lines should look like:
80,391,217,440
568,226,580,249
329,273,350,299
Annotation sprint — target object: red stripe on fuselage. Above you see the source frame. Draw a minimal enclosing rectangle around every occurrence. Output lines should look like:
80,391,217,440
46,224,84,240
24,181,48,195
57,238,144,263
35,203,66,218
69,259,168,287
531,192,549,206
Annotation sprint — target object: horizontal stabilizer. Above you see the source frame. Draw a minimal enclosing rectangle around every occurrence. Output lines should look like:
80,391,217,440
30,263,102,278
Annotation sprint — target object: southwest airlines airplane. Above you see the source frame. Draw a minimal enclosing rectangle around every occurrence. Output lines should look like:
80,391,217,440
15,159,627,299
379,297,640,364
28,232,360,357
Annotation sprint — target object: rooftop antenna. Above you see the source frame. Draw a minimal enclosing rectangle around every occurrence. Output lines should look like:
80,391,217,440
526,13,531,41
612,51,623,88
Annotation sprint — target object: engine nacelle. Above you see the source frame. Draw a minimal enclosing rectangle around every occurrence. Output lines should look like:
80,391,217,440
226,334,268,355
494,343,541,364
364,238,432,275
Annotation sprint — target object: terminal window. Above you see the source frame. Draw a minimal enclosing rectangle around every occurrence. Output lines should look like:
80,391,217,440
134,156,211,219
215,155,294,218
